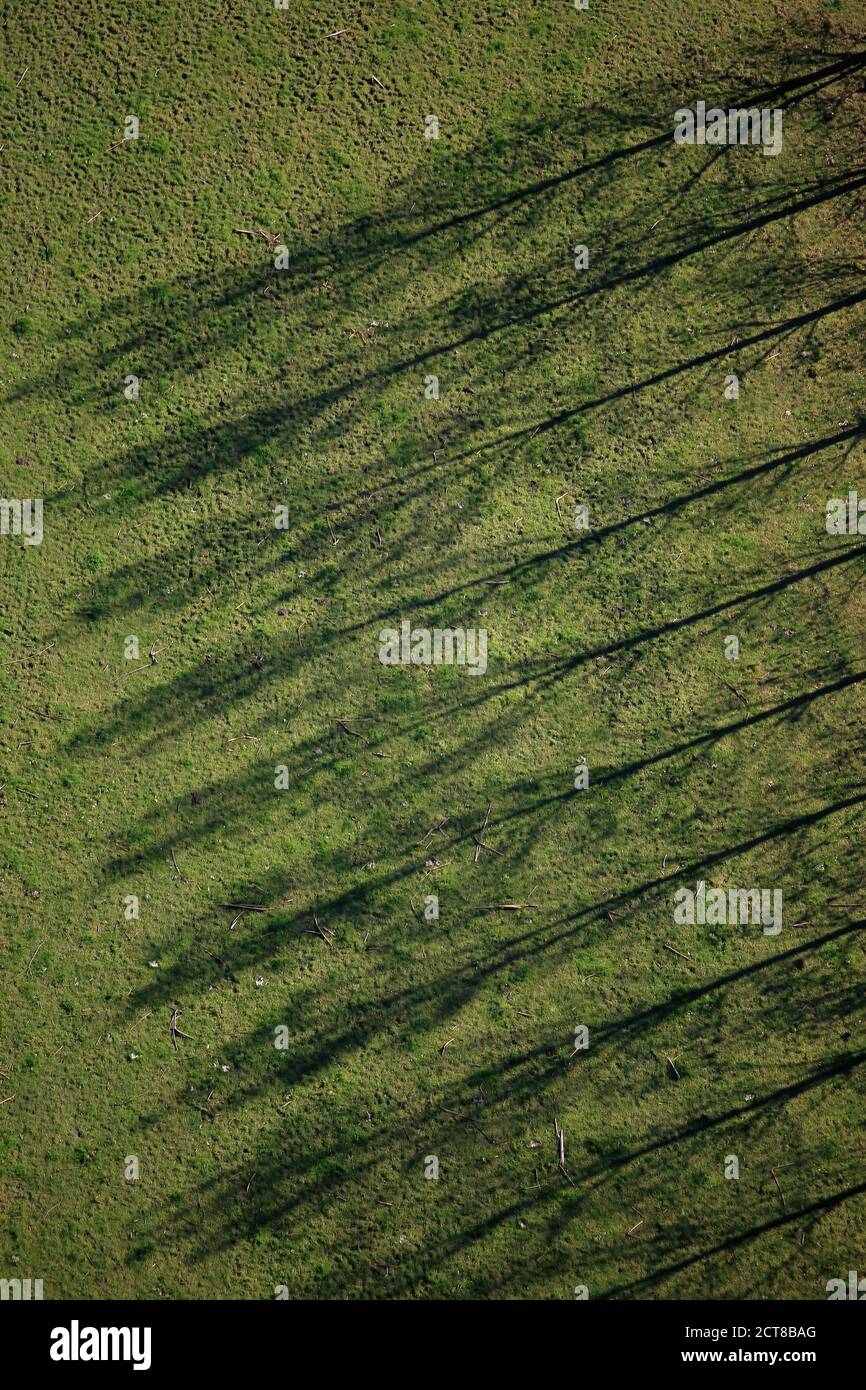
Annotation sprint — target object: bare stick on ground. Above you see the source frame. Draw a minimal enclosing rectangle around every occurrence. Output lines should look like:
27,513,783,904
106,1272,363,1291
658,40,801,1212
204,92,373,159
171,847,189,884
474,802,499,862
554,1117,574,1185
663,942,691,959
306,915,334,947
724,679,748,707
169,1008,193,1051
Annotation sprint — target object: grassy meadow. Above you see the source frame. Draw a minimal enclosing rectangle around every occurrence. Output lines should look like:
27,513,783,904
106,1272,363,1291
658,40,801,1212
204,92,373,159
1,0,865,1299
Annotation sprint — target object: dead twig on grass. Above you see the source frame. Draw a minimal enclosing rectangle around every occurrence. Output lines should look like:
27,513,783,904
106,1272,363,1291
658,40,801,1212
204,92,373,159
305,915,334,947
472,1119,496,1146
220,901,275,929
663,942,691,960
770,1163,794,1209
473,802,500,862
478,800,492,861
148,639,175,665
169,1008,192,1051
554,1117,574,1185
336,717,368,743
171,847,189,885
219,902,274,912
724,679,748,707
418,816,449,847
233,227,281,248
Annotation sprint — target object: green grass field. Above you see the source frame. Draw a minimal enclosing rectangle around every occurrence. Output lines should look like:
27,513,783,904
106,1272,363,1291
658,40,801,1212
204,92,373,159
1,0,865,1300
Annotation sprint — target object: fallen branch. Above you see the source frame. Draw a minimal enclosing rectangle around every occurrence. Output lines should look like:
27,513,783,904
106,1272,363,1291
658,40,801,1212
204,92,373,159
472,1119,496,1146
336,718,368,742
770,1164,792,1209
419,816,449,847
169,1008,193,1051
307,915,334,947
25,940,43,975
219,902,274,912
663,942,691,960
171,847,189,884
724,679,748,707
554,1116,574,1184
473,802,502,861
232,227,281,248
